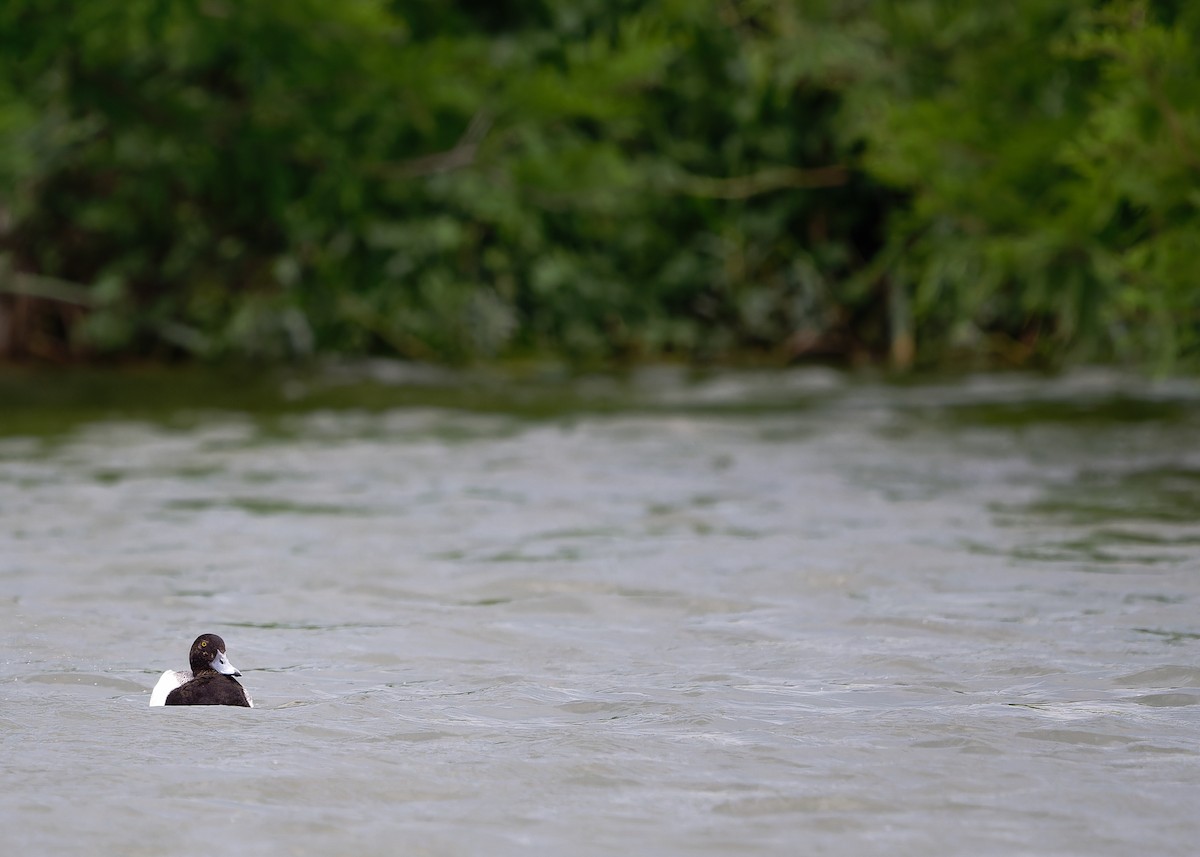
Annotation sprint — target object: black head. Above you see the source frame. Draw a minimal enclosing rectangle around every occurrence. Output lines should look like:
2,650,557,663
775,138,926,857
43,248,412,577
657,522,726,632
187,633,241,677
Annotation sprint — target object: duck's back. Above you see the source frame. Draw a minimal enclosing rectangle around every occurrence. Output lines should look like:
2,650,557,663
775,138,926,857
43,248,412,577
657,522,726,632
165,673,252,707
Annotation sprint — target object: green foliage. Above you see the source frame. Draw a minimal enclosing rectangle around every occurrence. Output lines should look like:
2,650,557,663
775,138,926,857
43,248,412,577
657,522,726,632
1064,2,1200,368
0,0,1196,369
853,0,1200,368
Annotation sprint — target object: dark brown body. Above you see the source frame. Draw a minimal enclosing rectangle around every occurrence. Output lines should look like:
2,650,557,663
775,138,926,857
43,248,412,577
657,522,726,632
165,671,251,706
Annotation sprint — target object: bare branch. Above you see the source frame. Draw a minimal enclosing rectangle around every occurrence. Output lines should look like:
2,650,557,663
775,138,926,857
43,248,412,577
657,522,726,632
667,165,848,199
374,109,495,180
0,271,96,306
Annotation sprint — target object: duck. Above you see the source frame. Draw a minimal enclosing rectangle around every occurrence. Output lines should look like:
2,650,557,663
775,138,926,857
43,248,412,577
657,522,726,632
149,633,254,707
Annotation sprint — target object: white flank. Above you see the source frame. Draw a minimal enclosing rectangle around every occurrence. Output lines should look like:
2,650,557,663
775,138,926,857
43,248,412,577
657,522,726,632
148,670,188,707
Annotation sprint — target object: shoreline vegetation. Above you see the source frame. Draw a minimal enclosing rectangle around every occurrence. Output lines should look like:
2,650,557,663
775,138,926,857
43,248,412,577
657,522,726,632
1,1,1197,370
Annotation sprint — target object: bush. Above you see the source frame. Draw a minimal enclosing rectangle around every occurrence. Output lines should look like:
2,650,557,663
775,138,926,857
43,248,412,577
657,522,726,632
0,0,1195,369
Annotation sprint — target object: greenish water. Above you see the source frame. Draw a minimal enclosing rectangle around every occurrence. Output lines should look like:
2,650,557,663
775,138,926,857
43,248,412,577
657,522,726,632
1,365,1198,857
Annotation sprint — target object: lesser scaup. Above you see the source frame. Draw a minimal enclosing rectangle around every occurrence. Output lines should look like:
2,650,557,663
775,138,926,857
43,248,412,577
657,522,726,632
149,633,253,708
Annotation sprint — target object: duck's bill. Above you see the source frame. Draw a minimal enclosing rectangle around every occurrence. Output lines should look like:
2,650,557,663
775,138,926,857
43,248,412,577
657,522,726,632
211,650,242,677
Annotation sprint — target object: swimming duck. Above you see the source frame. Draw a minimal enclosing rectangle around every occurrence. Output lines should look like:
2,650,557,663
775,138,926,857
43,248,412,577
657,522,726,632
149,633,253,707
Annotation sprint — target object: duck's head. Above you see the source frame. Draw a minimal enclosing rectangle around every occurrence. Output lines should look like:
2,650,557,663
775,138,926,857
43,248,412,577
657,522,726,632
188,633,241,677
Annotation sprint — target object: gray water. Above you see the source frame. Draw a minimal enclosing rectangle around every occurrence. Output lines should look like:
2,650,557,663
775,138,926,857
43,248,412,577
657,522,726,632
2,367,1198,856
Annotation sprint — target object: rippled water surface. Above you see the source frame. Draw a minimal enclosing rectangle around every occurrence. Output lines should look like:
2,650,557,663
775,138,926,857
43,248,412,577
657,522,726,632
2,367,1199,856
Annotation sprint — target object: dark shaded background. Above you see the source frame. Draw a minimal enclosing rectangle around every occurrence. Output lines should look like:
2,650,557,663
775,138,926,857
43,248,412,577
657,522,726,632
1,0,1196,369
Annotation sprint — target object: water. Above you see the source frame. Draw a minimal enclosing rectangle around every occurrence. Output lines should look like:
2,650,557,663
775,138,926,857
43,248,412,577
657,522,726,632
2,366,1198,856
